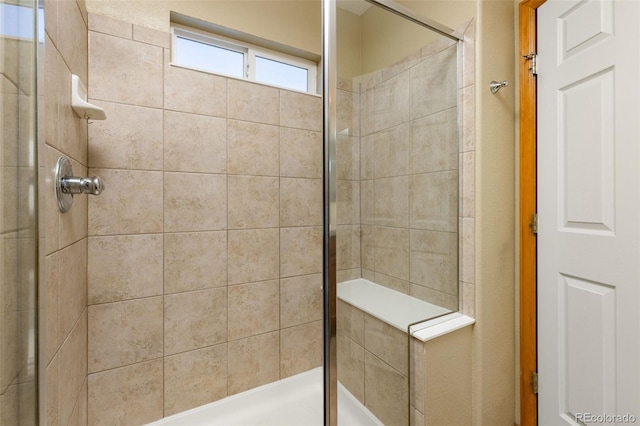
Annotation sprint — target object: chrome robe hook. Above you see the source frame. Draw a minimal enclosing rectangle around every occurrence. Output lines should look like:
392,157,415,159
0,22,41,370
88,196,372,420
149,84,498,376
489,80,509,94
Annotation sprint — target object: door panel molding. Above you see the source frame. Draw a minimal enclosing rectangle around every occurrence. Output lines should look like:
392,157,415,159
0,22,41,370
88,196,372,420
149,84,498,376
536,1,640,422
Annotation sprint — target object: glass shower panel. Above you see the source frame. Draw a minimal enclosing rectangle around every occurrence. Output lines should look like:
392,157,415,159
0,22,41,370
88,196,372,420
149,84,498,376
334,1,459,424
0,0,39,424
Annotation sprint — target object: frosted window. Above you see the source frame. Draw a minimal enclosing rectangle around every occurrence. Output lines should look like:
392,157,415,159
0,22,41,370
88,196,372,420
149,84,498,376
256,56,308,92
0,3,44,42
171,26,317,93
175,36,245,78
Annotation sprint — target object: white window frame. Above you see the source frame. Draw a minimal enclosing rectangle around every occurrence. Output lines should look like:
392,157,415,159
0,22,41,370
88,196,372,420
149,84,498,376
171,24,317,93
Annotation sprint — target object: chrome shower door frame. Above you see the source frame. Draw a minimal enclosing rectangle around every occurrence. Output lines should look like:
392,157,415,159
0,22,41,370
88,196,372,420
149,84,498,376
321,1,337,425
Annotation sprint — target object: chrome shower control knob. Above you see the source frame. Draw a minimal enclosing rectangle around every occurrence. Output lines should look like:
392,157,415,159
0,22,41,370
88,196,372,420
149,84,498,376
84,176,105,195
55,156,105,213
61,175,105,195
87,176,105,195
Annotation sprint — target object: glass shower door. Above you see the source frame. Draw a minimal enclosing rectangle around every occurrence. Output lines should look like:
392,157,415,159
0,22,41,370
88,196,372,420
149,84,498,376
330,1,461,424
0,0,39,424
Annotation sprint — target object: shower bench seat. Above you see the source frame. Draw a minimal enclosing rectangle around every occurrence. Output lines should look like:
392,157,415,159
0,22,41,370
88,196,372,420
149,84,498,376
337,278,474,342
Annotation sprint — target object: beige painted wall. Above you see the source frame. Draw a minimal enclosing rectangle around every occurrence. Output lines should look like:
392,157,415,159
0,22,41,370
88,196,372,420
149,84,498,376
474,0,517,424
84,0,321,55
337,7,362,79
398,0,476,29
339,0,476,78
399,1,517,425
360,5,439,74
424,327,473,426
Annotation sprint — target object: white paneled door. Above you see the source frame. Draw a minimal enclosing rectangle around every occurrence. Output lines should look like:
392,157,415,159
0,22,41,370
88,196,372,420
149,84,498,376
537,0,640,424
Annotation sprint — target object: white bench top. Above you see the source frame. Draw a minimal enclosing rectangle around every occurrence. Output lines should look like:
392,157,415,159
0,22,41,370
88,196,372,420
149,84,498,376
337,278,452,332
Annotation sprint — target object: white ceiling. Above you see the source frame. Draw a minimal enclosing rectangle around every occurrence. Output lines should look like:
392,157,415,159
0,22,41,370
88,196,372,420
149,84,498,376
337,0,373,16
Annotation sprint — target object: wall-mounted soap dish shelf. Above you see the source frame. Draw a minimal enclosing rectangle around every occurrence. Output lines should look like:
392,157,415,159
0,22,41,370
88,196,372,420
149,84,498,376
71,74,106,120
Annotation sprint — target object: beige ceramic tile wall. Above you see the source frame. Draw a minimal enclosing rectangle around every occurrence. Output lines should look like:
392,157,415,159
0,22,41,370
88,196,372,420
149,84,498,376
336,20,476,316
352,39,460,311
337,300,409,425
336,78,362,283
85,14,322,424
39,0,91,425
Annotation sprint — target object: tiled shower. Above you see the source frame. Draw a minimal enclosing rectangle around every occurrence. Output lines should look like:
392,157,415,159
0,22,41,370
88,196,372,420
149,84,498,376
337,42,460,308
83,14,324,424
28,0,477,424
